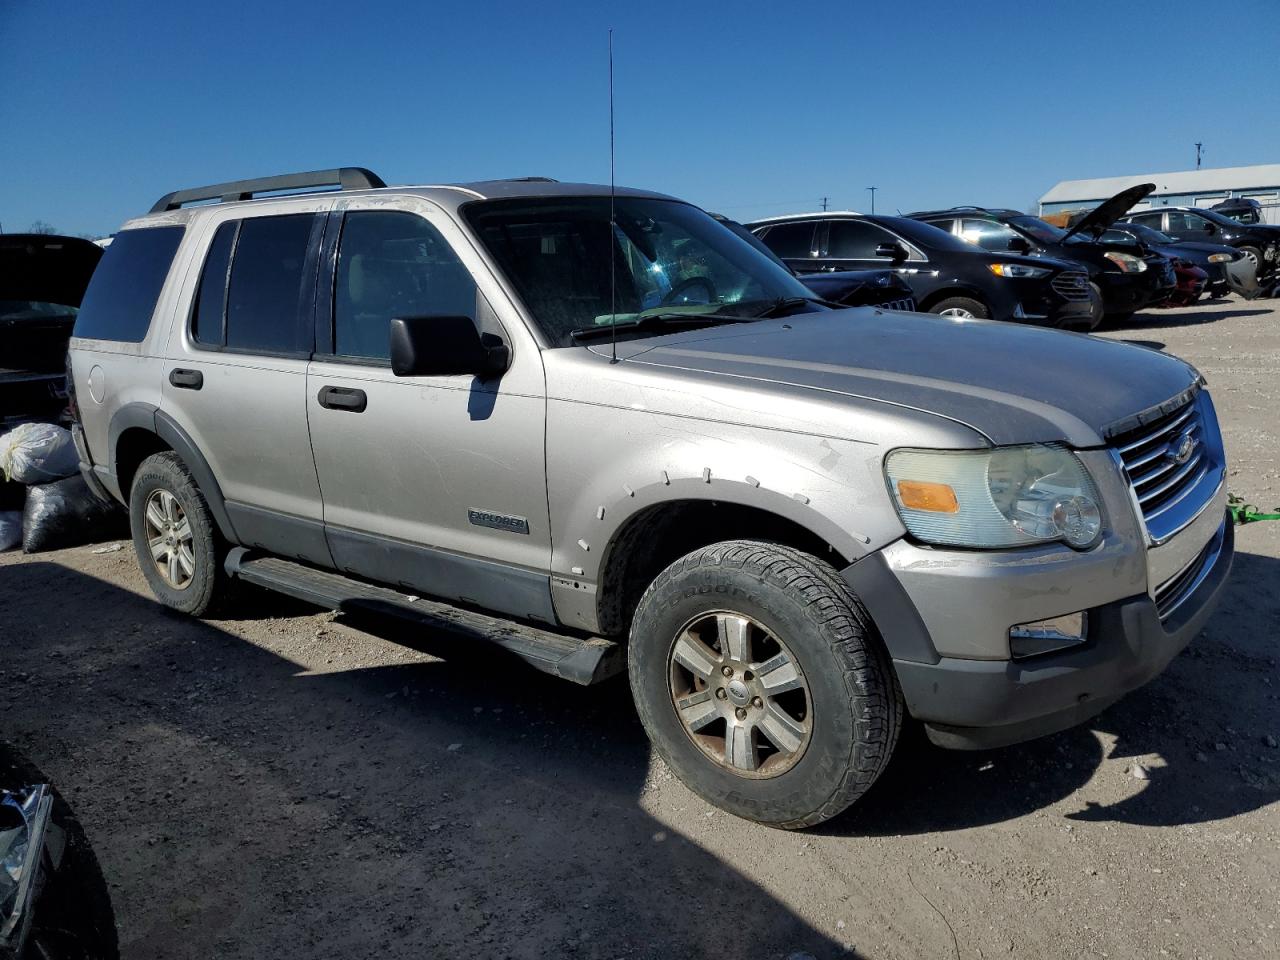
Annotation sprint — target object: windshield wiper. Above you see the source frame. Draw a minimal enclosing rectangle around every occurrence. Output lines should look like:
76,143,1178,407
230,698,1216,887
569,313,752,342
749,296,834,318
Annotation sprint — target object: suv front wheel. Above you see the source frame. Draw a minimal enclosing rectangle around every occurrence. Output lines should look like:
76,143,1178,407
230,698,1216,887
129,451,228,616
628,540,902,828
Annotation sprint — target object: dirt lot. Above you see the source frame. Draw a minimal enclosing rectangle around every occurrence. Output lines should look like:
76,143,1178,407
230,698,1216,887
2,297,1278,959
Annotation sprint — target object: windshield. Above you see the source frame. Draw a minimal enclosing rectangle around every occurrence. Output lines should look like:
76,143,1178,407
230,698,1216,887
1007,215,1068,244
1104,223,1174,245
0,300,79,321
465,197,816,346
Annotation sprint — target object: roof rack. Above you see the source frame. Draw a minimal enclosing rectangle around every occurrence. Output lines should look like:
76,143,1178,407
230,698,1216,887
149,167,386,213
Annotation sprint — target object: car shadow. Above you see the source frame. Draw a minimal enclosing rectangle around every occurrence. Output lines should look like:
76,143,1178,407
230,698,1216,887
3,544,1274,956
1105,308,1272,330
0,560,853,960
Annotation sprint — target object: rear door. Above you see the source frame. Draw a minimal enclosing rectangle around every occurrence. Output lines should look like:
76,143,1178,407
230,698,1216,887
161,202,333,565
305,200,554,622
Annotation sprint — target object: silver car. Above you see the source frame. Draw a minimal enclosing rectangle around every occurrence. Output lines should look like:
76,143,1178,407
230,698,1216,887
67,168,1232,828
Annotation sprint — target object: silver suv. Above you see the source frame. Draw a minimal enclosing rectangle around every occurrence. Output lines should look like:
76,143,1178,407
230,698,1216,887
68,168,1233,828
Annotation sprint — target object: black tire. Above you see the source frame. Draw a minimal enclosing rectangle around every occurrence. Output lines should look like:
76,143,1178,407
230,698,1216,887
927,296,989,320
1104,310,1135,324
1087,282,1105,330
128,451,227,616
628,540,902,829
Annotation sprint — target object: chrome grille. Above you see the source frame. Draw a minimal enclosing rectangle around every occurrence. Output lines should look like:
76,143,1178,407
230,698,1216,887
880,297,916,312
1153,524,1223,621
1050,271,1091,301
1112,398,1211,532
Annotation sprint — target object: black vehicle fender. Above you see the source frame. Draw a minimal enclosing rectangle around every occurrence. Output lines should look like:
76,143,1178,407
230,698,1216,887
106,401,159,473
153,410,240,543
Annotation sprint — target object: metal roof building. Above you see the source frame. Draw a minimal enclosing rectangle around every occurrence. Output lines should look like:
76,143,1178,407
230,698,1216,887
1039,163,1280,224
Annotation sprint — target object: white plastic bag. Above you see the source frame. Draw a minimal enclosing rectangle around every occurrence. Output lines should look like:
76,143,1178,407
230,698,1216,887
0,423,79,484
0,510,21,551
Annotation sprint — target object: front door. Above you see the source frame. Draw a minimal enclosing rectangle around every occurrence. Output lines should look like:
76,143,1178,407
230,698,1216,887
305,203,555,623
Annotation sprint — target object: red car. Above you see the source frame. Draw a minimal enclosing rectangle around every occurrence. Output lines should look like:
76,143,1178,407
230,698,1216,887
1161,258,1209,307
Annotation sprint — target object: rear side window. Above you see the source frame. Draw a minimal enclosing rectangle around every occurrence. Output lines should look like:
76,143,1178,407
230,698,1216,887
757,222,815,259
1127,212,1163,229
73,226,183,342
190,214,319,353
332,211,476,361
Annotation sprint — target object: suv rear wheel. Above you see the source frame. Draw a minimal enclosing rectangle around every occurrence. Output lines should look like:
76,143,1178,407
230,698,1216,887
628,540,902,828
129,451,227,616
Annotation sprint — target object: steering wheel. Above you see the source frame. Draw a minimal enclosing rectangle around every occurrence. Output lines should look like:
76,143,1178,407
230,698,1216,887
660,275,718,307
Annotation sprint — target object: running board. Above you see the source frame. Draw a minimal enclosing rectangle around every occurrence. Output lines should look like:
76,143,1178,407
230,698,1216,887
224,548,623,685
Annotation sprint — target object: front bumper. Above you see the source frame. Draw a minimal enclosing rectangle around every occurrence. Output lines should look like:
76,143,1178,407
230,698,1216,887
1096,261,1176,312
843,445,1233,750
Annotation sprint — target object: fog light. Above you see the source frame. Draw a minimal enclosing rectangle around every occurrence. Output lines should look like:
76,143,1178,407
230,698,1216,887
1009,612,1088,659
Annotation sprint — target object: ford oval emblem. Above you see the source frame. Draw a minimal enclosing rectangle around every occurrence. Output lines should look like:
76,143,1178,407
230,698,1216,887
1170,434,1195,465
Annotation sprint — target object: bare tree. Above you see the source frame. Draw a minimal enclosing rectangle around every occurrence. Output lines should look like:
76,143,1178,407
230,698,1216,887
28,220,59,235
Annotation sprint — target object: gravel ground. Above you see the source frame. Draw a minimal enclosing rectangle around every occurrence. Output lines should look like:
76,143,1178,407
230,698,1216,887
1,296,1278,959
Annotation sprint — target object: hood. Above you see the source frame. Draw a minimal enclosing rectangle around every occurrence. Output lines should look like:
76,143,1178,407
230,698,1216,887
0,234,103,307
1062,183,1157,242
614,311,1197,447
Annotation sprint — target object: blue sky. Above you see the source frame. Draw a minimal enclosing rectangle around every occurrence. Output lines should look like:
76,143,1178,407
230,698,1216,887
3,0,1278,237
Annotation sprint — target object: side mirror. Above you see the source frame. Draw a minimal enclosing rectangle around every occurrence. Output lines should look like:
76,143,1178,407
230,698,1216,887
1007,236,1032,254
390,315,510,379
874,242,908,263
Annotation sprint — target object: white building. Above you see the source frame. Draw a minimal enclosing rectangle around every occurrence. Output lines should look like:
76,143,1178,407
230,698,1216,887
1040,163,1280,224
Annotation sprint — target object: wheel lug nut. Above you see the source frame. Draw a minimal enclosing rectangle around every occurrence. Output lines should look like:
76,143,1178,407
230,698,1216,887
752,697,763,708
715,688,727,700
721,666,733,678
735,707,747,721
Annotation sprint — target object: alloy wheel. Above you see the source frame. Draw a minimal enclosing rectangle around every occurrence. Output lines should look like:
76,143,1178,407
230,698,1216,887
938,307,976,318
143,488,195,590
668,611,812,778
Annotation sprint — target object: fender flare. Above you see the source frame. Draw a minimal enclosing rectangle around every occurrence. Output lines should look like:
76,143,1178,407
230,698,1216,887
153,411,239,543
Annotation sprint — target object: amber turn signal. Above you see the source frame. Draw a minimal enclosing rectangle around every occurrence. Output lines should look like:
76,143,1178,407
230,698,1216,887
897,480,959,513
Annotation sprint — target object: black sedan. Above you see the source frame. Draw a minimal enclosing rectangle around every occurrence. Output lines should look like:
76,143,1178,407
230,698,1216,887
745,212,1097,330
714,214,915,310
1120,205,1280,284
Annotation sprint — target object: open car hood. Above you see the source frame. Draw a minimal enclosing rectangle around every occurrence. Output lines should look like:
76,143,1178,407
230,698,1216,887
1062,183,1157,242
0,234,103,307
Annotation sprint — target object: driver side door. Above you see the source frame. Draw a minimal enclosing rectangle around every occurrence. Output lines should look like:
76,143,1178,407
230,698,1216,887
305,203,556,623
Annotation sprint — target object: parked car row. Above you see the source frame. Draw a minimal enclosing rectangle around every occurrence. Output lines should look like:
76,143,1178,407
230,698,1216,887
58,167,1233,830
746,183,1271,330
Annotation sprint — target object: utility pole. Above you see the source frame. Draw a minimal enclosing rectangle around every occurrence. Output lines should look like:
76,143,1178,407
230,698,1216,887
1195,142,1203,169
820,196,829,212
866,186,878,215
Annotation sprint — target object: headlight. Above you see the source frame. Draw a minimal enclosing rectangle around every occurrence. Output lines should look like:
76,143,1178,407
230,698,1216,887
1103,251,1148,273
884,445,1103,549
988,262,1051,279
1207,253,1233,263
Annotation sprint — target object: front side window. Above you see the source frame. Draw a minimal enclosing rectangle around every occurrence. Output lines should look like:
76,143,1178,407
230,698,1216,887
221,214,318,354
333,211,476,361
826,219,897,259
960,218,1019,252
74,226,184,342
466,197,814,346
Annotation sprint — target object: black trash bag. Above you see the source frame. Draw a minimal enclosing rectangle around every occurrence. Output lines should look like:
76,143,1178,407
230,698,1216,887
21,475,127,554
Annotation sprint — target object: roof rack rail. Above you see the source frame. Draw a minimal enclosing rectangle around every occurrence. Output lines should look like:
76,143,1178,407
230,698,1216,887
149,167,386,213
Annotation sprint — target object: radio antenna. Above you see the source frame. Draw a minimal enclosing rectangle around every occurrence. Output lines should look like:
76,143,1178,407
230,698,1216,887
608,28,618,364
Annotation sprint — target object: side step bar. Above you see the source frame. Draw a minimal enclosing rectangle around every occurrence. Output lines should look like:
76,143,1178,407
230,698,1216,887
224,548,623,685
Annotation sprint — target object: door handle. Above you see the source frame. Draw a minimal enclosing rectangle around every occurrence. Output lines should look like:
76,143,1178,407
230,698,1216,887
317,385,367,412
169,368,203,390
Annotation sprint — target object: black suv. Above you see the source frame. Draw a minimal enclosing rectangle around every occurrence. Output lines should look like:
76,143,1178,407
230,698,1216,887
909,185,1176,322
1120,206,1279,282
745,212,1096,330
